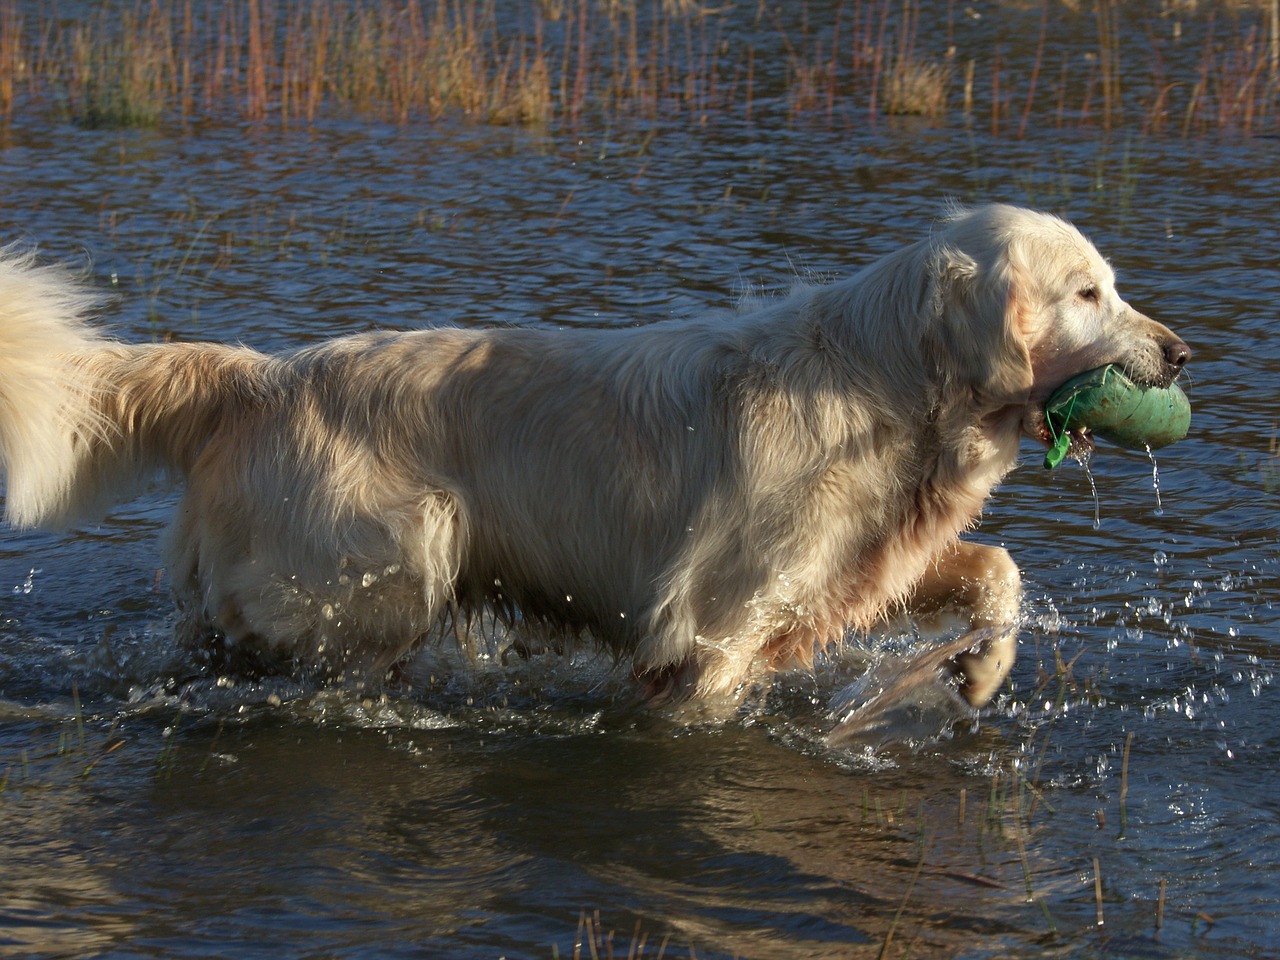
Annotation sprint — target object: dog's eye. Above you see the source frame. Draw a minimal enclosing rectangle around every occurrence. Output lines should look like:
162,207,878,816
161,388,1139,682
1079,285,1100,303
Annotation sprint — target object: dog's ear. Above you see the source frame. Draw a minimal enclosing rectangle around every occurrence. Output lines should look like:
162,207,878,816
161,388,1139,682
993,260,1037,399
928,243,1034,403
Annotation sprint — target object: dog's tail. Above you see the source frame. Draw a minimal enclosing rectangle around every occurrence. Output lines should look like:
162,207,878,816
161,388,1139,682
0,246,272,529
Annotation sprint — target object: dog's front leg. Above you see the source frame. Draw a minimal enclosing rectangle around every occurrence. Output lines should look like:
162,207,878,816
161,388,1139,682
907,540,1023,708
827,541,1023,745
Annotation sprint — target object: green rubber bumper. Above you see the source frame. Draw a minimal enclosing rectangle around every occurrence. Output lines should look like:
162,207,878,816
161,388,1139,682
1043,364,1191,469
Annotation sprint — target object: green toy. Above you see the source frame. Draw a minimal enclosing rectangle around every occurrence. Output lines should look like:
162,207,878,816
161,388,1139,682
1043,364,1191,469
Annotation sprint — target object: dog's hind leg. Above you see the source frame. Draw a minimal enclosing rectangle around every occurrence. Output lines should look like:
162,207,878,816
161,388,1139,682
362,489,467,677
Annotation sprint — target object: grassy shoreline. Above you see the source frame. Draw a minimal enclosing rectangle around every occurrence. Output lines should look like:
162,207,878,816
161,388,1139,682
0,0,1275,135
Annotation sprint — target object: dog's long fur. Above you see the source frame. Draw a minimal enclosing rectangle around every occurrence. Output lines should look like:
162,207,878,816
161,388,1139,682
0,205,1189,711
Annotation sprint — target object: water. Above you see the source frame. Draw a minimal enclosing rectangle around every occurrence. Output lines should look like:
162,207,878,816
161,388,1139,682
2,2,1280,957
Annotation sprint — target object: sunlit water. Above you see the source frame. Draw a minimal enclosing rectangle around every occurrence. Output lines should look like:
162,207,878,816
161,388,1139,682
2,3,1279,958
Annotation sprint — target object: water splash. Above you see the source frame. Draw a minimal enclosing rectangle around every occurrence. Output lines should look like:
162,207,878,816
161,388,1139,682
1146,444,1165,516
11,568,38,595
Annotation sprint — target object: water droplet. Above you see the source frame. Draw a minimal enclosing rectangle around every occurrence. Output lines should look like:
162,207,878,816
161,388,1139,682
1081,460,1102,529
1145,445,1165,516
1153,550,1168,571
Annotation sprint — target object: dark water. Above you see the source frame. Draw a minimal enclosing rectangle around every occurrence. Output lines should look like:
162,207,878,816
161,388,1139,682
2,2,1279,958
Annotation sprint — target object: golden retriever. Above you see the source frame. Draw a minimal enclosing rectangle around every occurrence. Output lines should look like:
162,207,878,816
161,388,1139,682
0,204,1189,729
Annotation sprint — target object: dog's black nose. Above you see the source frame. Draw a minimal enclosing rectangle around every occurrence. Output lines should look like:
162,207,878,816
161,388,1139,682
1164,339,1191,369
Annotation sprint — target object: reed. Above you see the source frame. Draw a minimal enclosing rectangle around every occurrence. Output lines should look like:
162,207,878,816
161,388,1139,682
1095,0,1123,131
883,51,951,116
1272,0,1279,83
0,704,127,786
879,816,928,960
0,1,22,117
63,3,174,128
1264,427,1280,493
881,0,951,118
0,0,1271,137
1016,2,1049,138
1118,729,1133,838
1093,857,1105,926
557,908,674,960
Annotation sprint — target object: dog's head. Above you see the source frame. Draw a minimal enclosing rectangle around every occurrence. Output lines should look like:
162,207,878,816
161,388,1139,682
929,204,1190,456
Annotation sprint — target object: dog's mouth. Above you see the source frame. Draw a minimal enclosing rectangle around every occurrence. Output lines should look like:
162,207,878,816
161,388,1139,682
1025,406,1095,460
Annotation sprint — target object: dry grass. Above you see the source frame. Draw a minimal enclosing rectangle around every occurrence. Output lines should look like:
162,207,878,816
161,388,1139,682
884,53,952,117
64,5,175,128
879,0,952,118
0,0,1273,136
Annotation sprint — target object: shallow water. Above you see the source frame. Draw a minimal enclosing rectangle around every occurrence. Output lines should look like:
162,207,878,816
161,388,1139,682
2,2,1280,957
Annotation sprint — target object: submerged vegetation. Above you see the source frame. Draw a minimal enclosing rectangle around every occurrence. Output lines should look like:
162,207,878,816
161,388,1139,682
0,0,1275,134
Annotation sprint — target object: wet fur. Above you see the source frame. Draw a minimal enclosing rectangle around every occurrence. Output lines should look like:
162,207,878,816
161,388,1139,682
0,206,1189,711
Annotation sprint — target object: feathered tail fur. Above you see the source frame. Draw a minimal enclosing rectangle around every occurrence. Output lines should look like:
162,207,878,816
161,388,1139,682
0,246,268,529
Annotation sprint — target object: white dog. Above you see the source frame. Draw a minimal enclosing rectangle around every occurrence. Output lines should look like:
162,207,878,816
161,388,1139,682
0,205,1189,723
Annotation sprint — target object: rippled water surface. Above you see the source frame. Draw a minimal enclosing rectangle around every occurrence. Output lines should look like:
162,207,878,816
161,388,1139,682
2,2,1279,958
